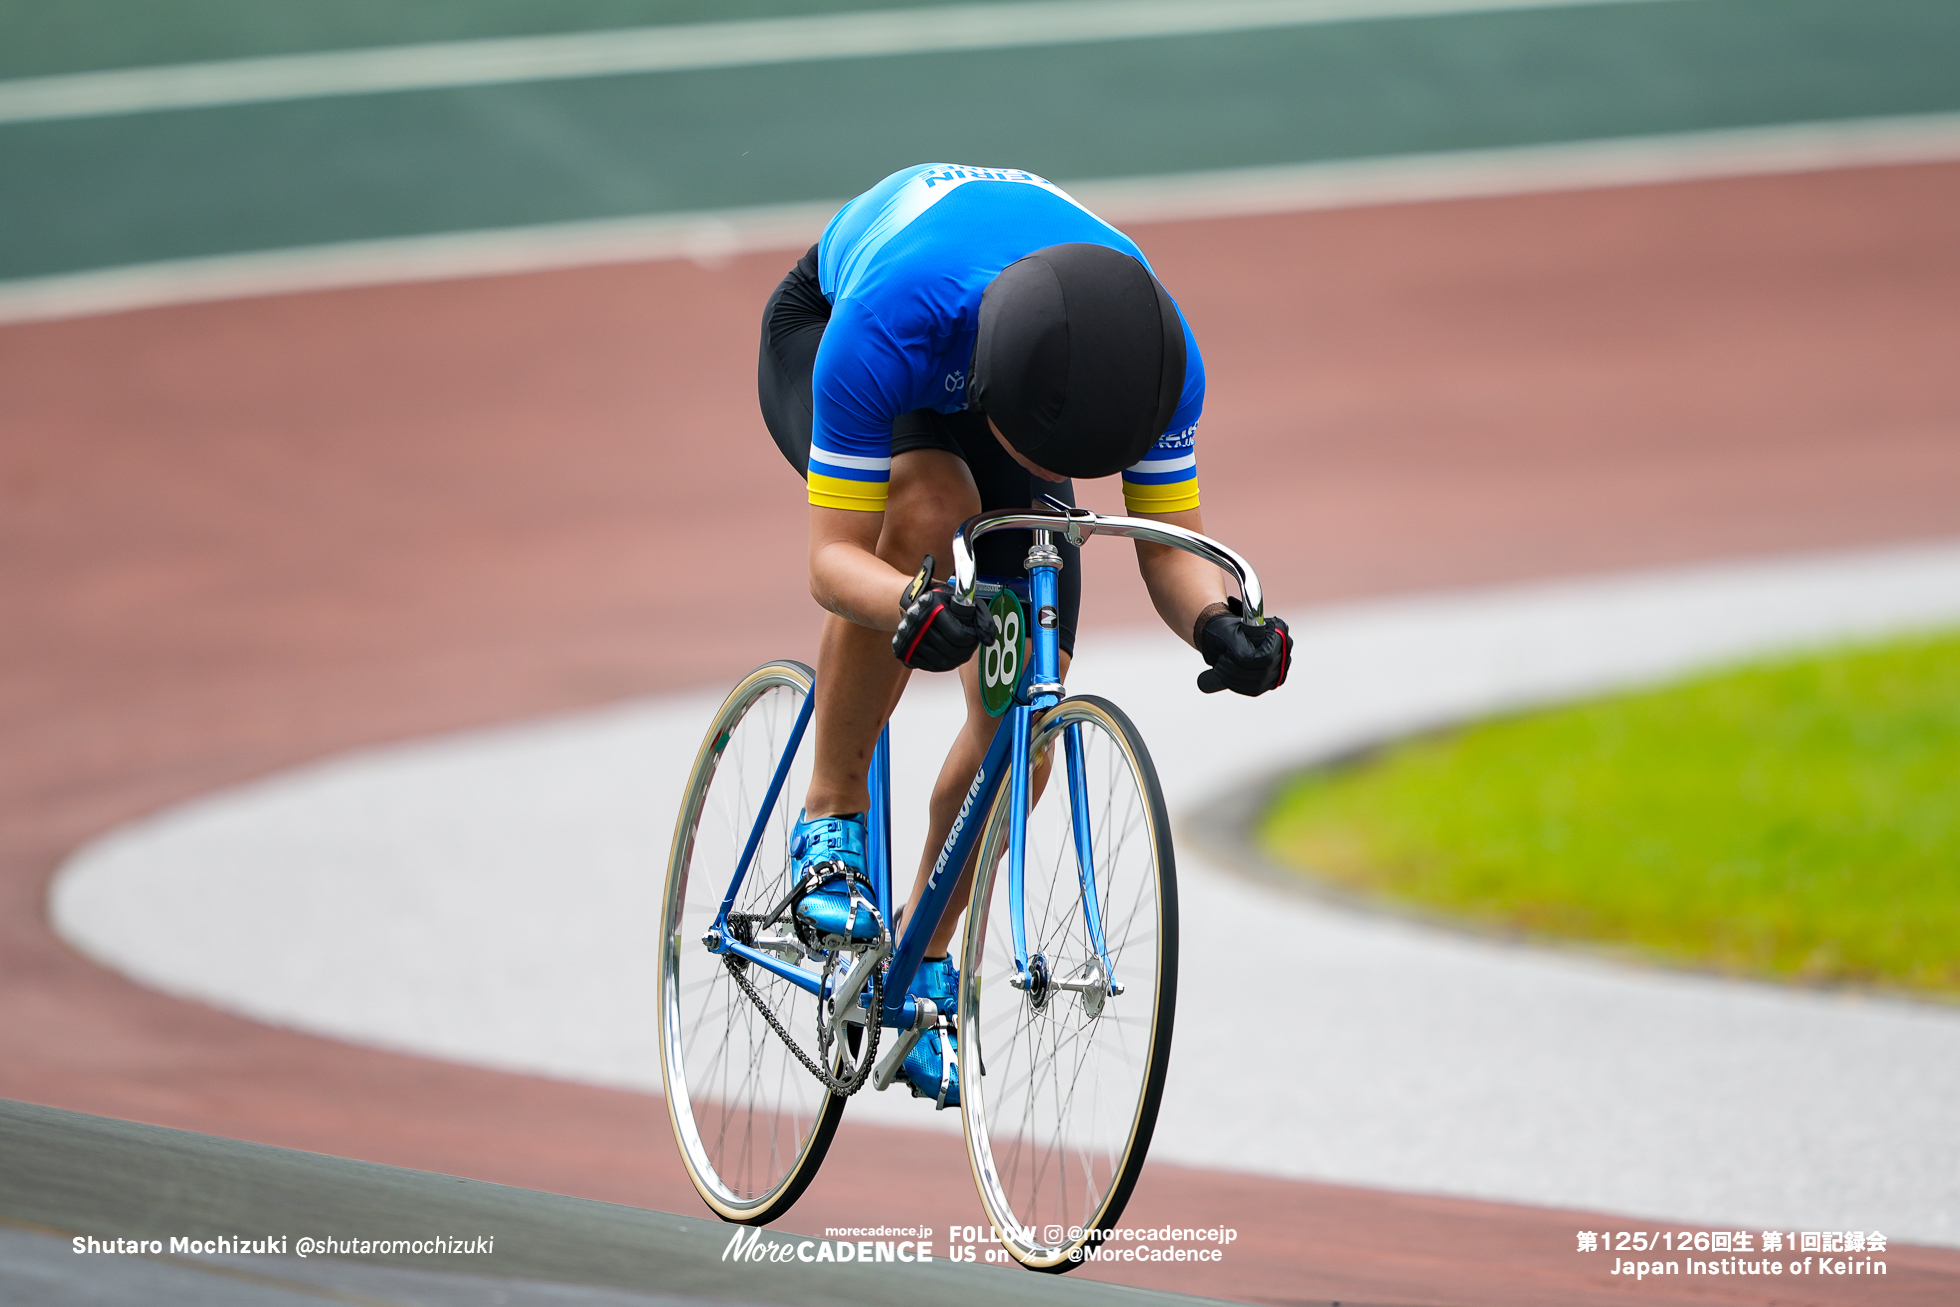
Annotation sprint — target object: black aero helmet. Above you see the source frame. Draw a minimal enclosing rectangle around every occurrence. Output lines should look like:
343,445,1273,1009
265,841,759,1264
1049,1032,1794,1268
968,243,1186,479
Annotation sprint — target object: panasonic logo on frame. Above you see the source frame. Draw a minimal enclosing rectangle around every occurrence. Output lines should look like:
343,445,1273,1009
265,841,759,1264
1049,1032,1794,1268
928,761,990,890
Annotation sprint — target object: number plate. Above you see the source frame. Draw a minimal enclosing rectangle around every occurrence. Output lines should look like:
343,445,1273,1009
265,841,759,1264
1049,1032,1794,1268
979,588,1028,718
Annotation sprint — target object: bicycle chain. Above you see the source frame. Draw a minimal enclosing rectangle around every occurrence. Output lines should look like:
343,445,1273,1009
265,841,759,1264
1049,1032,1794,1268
724,870,886,1096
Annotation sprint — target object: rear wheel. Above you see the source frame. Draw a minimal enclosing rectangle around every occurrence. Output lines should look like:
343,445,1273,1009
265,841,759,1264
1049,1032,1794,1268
959,695,1177,1271
659,660,843,1223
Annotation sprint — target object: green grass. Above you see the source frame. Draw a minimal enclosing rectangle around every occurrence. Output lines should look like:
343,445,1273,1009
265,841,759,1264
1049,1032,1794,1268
1260,628,1960,999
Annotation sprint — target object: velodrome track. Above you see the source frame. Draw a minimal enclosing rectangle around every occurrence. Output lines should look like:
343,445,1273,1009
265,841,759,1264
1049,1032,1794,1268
8,164,1960,1305
6,2,1960,1303
1,1101,1244,1307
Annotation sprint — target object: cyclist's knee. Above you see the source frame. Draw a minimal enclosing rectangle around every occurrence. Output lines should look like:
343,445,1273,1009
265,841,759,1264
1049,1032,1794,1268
882,452,977,571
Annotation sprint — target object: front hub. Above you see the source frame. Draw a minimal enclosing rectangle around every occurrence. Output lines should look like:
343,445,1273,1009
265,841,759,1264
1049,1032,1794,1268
1024,952,1052,1011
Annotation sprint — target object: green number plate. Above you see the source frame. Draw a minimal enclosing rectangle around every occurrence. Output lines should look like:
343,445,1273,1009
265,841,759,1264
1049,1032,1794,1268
979,589,1028,718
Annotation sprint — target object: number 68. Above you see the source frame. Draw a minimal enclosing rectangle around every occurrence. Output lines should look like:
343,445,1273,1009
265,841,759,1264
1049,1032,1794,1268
983,608,1021,689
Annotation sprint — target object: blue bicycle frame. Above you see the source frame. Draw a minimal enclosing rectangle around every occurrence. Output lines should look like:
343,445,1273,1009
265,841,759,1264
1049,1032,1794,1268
697,495,1264,1031
700,528,1113,1030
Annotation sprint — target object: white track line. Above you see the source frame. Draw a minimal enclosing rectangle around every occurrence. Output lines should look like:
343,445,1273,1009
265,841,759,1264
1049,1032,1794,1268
0,0,1675,125
5,112,1957,329
0,202,841,328
50,541,1960,1242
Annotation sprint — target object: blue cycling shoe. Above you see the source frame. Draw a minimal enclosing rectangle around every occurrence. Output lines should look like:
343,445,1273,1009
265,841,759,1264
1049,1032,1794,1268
789,812,880,945
900,956,960,1108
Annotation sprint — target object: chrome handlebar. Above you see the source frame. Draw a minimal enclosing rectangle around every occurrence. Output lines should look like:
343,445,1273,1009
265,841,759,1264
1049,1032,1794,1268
950,500,1266,625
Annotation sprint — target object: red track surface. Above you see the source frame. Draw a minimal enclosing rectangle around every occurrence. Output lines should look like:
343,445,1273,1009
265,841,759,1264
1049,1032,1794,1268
4,163,1959,1305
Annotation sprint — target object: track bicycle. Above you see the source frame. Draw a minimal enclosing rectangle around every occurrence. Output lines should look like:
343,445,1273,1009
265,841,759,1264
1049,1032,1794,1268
658,498,1268,1271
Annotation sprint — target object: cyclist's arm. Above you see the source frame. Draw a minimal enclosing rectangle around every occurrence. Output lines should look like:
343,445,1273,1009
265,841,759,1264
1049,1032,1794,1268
809,506,909,631
805,298,929,629
1134,506,1231,650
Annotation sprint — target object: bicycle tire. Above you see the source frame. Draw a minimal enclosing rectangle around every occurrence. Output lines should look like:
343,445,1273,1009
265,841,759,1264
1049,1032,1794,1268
659,659,843,1223
958,694,1178,1272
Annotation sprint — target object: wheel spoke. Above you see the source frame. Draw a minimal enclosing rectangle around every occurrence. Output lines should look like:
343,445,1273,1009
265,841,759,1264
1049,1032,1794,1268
962,699,1175,1268
658,666,838,1220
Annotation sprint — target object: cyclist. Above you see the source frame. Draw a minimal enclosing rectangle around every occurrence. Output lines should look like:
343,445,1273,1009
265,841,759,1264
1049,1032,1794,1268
759,163,1290,1105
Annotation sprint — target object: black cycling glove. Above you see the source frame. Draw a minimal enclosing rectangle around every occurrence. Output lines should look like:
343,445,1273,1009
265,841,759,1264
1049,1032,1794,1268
1195,596,1291,696
893,558,991,672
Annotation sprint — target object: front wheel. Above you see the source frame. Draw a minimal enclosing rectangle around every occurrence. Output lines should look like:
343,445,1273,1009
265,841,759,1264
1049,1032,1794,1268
959,695,1178,1271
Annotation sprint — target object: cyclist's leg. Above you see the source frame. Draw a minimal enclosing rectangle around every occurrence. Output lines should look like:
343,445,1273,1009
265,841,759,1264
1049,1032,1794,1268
758,250,984,823
894,414,1082,955
801,447,979,818
758,245,825,476
896,646,1072,956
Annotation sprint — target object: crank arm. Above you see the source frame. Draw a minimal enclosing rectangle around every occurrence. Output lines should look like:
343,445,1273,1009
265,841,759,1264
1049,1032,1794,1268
756,926,809,964
871,998,937,1092
824,935,893,1052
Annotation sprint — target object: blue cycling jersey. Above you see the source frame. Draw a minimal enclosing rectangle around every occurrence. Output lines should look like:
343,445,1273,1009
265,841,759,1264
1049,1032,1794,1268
807,164,1204,515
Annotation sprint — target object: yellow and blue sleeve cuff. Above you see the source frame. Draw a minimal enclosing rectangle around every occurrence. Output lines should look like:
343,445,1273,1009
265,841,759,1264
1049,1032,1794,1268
1121,445,1200,514
807,445,891,512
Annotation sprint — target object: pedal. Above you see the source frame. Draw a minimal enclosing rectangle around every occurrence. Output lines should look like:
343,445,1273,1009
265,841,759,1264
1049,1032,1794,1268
871,998,935,1092
934,1022,957,1110
899,1020,958,1109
